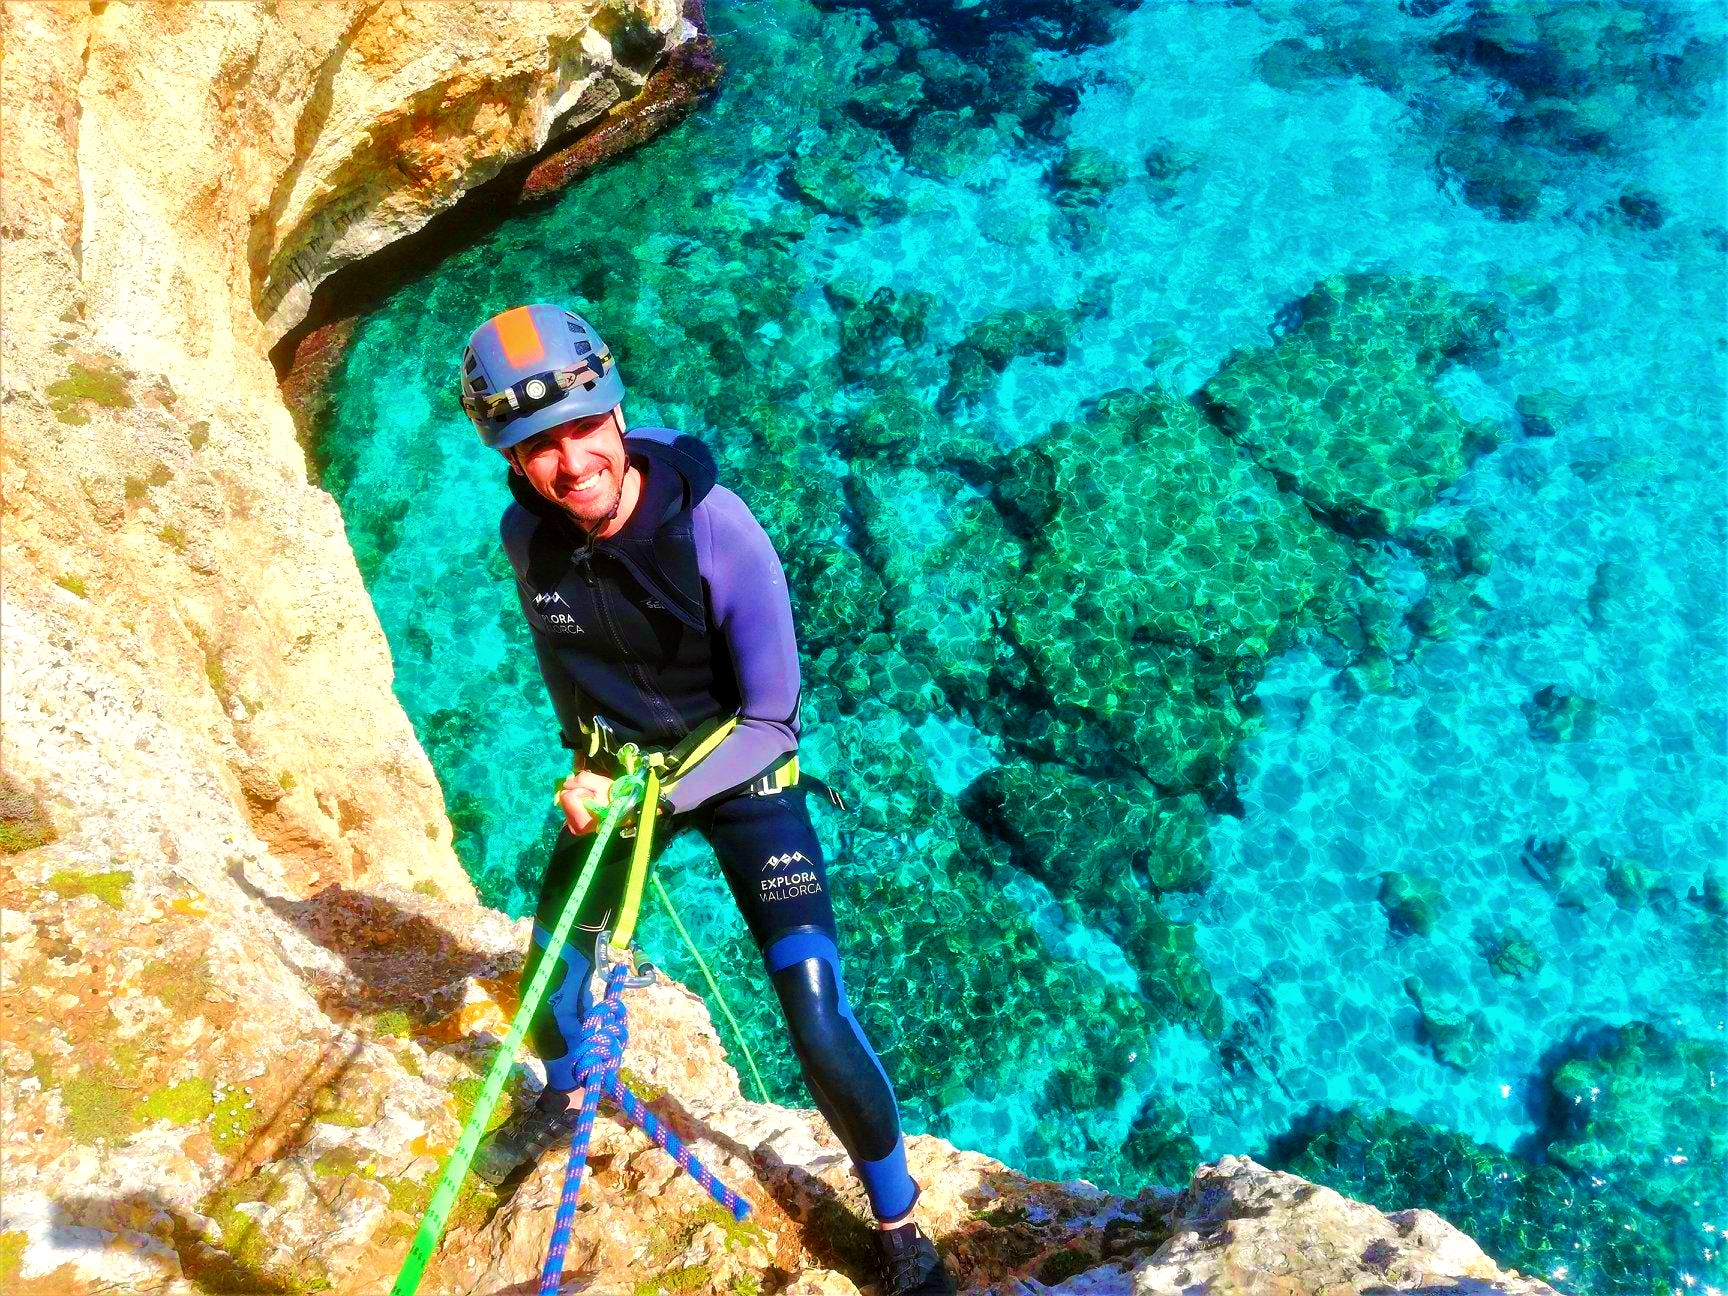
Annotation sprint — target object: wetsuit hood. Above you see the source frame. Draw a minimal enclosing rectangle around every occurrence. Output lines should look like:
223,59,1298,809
506,426,719,633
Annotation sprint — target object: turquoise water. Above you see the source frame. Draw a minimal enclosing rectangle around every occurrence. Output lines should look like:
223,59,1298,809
316,1,1727,1291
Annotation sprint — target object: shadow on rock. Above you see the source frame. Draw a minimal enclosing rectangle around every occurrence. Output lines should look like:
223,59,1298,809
55,1036,362,1293
229,860,515,1023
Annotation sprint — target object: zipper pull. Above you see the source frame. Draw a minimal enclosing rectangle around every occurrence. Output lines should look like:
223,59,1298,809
574,530,600,587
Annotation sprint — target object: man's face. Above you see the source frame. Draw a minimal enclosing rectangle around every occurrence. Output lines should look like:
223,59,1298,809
507,407,626,526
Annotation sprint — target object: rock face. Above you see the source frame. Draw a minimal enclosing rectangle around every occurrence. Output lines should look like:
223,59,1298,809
0,4,1563,1294
1124,1158,1561,1296
2,0,702,898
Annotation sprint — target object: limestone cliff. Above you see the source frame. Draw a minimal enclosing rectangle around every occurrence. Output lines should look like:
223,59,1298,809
0,4,1561,1293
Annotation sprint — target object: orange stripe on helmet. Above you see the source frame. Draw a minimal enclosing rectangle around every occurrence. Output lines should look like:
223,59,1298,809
492,306,546,368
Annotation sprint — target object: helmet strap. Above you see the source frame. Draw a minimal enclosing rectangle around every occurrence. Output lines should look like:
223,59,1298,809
590,408,626,537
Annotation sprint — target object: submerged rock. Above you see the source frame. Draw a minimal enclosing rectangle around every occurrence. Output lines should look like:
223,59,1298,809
940,306,1080,413
996,386,1358,790
1603,854,1665,910
1380,871,1446,938
1476,927,1545,980
1048,146,1129,208
1404,976,1490,1071
786,119,905,221
1522,684,1599,742
963,761,1221,1032
1541,1021,1728,1213
1519,835,1599,910
1203,274,1506,540
826,279,937,384
1260,0,1724,225
1514,389,1579,438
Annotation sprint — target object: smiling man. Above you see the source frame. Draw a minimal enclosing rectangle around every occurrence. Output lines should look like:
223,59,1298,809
457,304,956,1296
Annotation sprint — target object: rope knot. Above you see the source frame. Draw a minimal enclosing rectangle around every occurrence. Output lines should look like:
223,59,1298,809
572,995,628,1083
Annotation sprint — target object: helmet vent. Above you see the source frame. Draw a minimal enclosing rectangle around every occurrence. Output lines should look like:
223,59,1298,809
573,340,592,355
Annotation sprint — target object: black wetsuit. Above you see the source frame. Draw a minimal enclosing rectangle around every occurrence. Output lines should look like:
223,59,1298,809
501,427,919,1222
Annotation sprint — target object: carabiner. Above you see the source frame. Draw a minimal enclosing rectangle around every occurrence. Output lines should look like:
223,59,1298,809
593,928,659,990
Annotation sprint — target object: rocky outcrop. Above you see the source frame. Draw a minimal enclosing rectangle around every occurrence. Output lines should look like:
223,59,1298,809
0,4,1564,1293
1,0,705,897
0,877,1565,1295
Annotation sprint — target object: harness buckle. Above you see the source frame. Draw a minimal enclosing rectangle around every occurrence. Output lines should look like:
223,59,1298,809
592,714,618,755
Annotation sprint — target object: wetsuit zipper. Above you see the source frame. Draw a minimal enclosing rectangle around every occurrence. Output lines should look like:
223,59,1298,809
584,551,690,740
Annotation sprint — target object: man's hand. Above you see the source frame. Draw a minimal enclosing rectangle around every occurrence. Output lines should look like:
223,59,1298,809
557,770,616,835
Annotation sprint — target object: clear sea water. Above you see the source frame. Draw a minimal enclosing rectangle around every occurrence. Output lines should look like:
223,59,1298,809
316,2,1728,1291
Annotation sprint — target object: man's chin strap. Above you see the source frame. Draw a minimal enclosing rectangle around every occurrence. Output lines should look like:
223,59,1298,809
573,484,622,572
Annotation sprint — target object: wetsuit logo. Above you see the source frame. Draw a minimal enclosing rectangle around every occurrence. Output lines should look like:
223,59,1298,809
645,598,666,610
761,851,811,872
534,591,570,607
760,870,821,901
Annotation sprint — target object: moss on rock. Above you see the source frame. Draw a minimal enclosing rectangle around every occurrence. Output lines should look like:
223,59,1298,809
0,770,57,855
46,868,132,910
59,1064,140,1145
210,1085,262,1154
135,1076,217,1126
0,1231,24,1286
632,1264,715,1296
47,360,134,424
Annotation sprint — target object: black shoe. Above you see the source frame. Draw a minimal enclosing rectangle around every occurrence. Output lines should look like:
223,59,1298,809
471,1089,580,1187
875,1222,956,1296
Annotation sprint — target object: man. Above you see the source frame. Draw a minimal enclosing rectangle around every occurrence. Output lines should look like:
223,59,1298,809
458,303,956,1296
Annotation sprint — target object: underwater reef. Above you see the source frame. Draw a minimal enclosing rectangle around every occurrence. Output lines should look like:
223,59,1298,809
1256,0,1725,225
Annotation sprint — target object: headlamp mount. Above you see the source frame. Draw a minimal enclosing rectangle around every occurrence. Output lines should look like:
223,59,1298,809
462,345,614,425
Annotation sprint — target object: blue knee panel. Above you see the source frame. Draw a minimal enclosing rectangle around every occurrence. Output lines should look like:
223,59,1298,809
764,928,919,1222
534,923,597,1092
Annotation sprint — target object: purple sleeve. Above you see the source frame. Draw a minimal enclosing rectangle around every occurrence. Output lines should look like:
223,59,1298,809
662,487,802,814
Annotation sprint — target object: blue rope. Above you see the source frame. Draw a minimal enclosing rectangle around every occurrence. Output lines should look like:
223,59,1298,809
537,966,751,1295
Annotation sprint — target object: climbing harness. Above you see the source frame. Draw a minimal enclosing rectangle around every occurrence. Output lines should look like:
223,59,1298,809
570,709,850,813
534,744,753,1293
555,709,834,1098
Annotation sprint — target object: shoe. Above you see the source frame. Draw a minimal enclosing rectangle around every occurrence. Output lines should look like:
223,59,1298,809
471,1088,580,1187
874,1221,956,1296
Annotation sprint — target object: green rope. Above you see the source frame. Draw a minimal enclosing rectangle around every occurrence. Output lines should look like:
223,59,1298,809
389,777,645,1296
650,872,772,1104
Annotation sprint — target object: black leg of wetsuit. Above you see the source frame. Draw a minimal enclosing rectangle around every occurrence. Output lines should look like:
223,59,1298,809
694,785,920,1222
